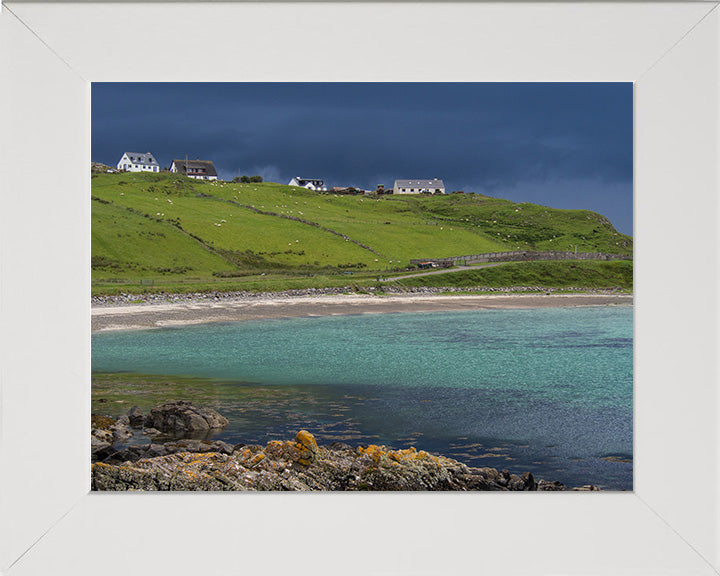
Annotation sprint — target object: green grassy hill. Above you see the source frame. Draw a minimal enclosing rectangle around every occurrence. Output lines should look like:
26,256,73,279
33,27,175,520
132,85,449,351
394,261,633,291
91,172,632,294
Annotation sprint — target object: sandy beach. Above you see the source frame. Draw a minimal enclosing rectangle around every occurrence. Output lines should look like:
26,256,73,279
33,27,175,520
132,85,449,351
92,292,632,332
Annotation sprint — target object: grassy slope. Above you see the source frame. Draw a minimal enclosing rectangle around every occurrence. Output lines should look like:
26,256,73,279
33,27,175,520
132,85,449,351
91,172,633,293
392,193,632,254
395,261,633,290
91,199,236,279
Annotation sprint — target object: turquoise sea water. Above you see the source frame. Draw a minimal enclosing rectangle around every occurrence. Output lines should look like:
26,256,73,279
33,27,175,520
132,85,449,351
92,305,633,489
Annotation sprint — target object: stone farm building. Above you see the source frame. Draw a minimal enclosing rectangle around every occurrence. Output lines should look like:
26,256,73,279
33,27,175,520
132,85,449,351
288,177,327,191
393,178,445,194
170,159,218,181
117,152,160,173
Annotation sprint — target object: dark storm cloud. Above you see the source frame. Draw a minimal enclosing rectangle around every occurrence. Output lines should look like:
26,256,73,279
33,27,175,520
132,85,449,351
92,82,632,234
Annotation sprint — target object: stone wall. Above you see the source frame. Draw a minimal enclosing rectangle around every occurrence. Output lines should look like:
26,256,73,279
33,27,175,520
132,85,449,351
410,251,632,267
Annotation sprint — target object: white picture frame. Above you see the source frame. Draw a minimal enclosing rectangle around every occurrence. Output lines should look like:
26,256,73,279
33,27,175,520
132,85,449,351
1,2,718,574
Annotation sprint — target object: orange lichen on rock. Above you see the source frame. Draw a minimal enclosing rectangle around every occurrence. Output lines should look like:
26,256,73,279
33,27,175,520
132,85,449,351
247,453,265,468
187,452,221,467
263,440,294,461
360,445,446,466
292,430,318,466
295,430,318,457
358,444,387,461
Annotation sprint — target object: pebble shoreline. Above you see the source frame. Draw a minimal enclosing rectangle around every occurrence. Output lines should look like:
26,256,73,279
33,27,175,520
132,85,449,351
92,285,629,306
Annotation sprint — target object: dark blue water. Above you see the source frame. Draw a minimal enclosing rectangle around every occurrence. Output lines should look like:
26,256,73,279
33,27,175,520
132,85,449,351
92,306,633,489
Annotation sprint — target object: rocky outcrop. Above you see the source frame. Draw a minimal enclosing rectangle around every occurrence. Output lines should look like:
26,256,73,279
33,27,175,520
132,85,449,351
91,402,233,464
92,430,571,492
91,414,120,459
143,401,229,435
96,438,237,465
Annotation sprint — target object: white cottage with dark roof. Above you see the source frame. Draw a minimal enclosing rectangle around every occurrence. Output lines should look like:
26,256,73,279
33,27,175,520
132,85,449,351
117,152,160,173
393,178,445,194
170,159,218,181
288,177,327,191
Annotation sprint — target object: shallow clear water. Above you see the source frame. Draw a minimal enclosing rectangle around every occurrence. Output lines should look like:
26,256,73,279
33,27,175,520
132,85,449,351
92,306,633,489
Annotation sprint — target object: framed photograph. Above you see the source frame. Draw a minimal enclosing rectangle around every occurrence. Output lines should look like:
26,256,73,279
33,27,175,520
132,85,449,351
1,2,718,575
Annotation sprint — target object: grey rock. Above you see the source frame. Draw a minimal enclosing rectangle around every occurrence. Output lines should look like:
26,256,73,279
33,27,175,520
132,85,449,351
164,438,234,455
127,406,144,428
108,448,135,463
91,436,111,452
146,444,169,458
91,428,113,444
110,422,133,442
521,472,536,491
144,401,229,435
91,444,117,463
497,469,511,487
214,441,235,455
537,479,566,491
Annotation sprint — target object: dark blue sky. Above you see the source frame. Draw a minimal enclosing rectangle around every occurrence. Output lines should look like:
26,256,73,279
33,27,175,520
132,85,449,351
92,82,633,234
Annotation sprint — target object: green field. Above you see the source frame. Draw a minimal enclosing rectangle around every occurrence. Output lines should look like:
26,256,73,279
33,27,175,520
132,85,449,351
91,172,633,294
393,261,633,291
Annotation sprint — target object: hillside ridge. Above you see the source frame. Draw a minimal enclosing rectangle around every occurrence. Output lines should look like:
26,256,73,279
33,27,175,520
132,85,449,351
91,172,632,295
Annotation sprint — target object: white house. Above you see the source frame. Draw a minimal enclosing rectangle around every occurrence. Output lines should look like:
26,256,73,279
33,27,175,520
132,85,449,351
170,159,218,181
117,152,160,173
288,177,326,191
393,178,445,194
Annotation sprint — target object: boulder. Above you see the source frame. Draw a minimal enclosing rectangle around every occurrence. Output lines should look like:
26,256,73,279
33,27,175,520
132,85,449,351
537,479,566,491
127,406,144,428
146,444,169,458
295,430,318,465
91,442,117,463
497,469,511,487
143,401,229,435
507,472,535,491
164,438,234,455
91,428,113,444
521,471,536,491
91,435,111,453
110,422,133,442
